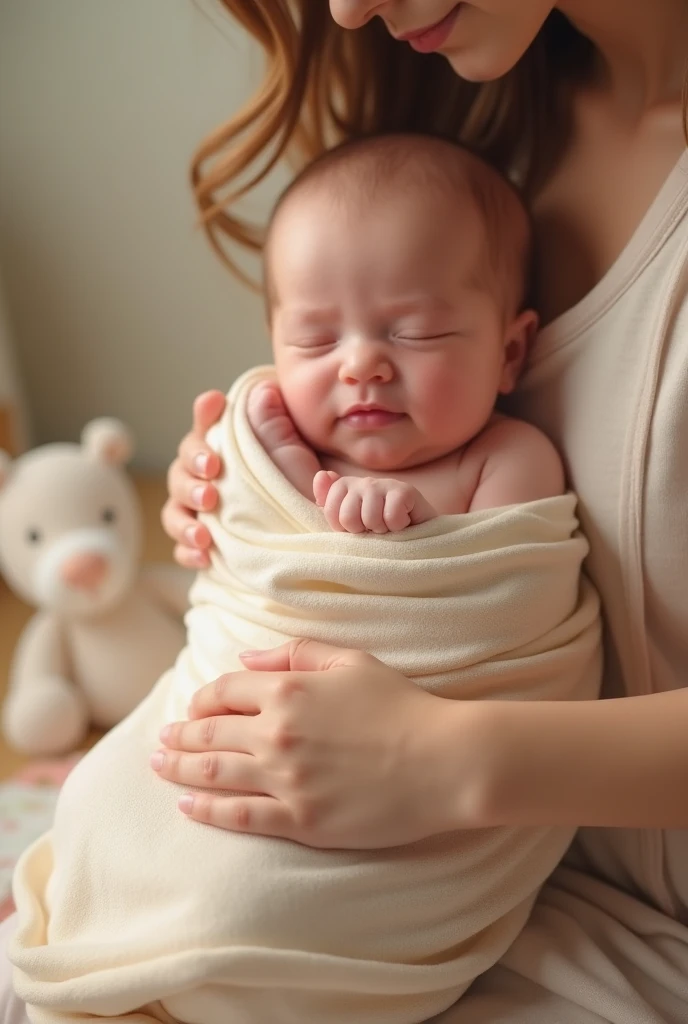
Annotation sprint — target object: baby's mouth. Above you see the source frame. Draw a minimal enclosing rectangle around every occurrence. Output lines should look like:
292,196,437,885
341,406,406,429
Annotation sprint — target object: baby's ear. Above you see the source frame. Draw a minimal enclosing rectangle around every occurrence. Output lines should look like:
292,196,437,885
499,309,539,395
81,418,134,467
0,449,13,491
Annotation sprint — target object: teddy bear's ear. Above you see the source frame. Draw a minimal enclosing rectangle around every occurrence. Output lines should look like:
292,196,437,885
81,418,134,467
0,449,13,490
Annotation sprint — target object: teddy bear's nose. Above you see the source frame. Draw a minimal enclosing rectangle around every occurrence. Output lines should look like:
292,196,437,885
61,552,109,591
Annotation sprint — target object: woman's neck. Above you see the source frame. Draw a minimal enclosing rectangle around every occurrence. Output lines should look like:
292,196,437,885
559,0,688,112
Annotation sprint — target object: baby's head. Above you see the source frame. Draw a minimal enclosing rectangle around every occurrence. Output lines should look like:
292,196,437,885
265,133,537,472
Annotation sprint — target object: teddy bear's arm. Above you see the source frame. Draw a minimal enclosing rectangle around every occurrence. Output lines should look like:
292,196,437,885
139,564,193,619
2,611,89,755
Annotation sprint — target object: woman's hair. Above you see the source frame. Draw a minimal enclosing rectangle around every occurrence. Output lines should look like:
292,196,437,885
191,3,595,282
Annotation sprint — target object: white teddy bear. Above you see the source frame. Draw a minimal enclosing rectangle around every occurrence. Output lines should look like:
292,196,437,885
0,418,190,756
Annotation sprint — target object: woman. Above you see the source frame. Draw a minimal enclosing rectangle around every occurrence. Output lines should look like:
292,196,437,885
159,1,688,1020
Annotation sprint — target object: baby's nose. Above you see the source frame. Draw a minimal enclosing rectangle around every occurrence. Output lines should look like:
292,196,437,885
339,343,394,384
61,552,109,591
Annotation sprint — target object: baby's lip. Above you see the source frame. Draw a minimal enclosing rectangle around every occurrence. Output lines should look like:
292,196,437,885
340,406,406,429
344,403,399,416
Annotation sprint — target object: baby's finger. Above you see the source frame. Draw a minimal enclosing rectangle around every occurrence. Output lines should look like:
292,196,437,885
322,478,349,532
313,470,338,507
383,490,411,532
360,488,387,533
338,489,366,534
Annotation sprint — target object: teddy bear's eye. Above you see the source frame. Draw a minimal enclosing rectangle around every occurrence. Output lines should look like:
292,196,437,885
26,527,42,545
102,507,117,524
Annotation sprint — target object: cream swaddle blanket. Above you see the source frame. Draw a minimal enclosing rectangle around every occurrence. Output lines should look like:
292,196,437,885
10,367,602,1024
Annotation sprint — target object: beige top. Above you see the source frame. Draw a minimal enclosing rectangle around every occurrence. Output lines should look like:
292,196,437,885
432,152,688,1024
436,152,687,1024
511,151,688,922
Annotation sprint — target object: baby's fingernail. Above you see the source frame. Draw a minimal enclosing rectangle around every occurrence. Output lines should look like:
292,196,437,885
239,650,260,660
150,751,165,770
179,795,194,814
159,725,172,743
191,485,207,508
194,453,209,476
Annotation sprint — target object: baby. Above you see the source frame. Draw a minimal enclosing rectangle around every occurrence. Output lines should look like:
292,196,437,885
7,134,601,1024
246,133,563,532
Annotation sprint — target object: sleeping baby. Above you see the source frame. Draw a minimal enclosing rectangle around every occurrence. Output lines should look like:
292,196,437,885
6,134,602,1024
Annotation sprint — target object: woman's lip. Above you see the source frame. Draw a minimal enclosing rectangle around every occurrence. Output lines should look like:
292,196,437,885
397,6,461,54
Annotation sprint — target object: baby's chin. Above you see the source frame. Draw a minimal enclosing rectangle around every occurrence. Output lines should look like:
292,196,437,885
323,439,434,475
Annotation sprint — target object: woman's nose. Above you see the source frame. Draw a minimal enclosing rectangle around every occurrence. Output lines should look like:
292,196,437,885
329,0,386,30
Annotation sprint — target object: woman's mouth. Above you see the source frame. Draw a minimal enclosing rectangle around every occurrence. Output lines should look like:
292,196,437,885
396,6,462,54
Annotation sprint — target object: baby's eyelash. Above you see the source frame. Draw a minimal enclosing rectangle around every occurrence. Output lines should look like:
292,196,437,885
394,332,458,341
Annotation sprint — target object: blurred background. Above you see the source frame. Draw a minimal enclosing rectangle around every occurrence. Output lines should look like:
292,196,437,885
0,0,284,469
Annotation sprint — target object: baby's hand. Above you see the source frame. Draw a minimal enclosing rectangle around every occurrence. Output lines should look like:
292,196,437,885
314,472,437,534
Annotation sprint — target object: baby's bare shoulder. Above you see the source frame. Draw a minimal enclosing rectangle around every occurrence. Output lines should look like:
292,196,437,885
465,416,566,510
475,415,559,457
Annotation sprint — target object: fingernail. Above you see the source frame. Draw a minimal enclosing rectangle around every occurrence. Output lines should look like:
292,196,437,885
191,550,210,569
239,650,260,659
194,453,209,476
150,751,165,770
191,485,207,509
179,795,194,814
184,525,199,546
159,725,172,743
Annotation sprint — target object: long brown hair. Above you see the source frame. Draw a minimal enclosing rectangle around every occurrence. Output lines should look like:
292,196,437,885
191,3,596,281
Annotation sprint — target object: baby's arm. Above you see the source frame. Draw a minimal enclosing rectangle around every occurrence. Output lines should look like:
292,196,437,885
247,381,321,499
314,472,437,533
468,418,566,512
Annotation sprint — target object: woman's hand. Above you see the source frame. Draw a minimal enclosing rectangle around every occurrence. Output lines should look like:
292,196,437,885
161,390,226,569
151,640,503,849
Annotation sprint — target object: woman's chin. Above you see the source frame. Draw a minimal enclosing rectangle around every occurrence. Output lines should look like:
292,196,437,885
444,46,527,83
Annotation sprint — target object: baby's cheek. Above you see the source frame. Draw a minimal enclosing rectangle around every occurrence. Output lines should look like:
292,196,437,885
279,370,335,451
413,365,463,424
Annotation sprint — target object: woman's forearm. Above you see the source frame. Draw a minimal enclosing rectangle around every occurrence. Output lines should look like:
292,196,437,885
460,687,688,830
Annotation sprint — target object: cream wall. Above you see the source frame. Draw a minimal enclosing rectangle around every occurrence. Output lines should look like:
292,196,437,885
0,0,285,469
0,270,28,451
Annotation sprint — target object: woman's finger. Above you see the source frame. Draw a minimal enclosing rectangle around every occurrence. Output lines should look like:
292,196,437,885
161,498,212,548
159,713,256,754
237,639,374,675
186,671,277,719
151,749,261,792
176,391,226,479
172,543,211,570
168,457,219,512
185,639,367,722
178,432,221,482
192,390,226,438
178,793,298,840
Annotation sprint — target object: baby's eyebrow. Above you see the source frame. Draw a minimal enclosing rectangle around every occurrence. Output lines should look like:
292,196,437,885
381,295,458,316
278,307,339,327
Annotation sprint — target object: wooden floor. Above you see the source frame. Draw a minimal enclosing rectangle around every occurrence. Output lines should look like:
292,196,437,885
0,476,172,780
